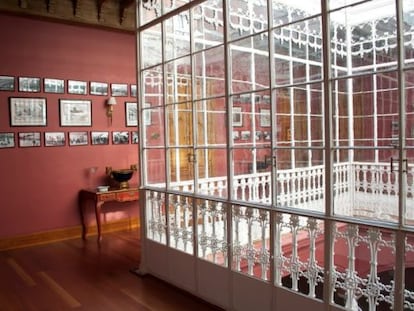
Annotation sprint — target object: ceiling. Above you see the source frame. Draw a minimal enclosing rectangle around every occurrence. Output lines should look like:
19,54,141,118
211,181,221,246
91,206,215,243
0,0,137,32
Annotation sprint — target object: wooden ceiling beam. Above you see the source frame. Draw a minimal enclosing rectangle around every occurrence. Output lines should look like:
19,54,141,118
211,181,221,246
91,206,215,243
71,0,81,16
96,0,106,20
119,0,134,24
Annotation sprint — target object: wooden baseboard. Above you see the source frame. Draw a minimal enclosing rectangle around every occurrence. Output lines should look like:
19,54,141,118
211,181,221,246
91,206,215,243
0,217,139,251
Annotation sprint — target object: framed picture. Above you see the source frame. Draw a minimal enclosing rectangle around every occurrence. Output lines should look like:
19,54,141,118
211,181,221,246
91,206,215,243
125,102,137,126
111,83,128,96
90,81,108,96
112,131,129,144
260,109,271,127
69,131,88,146
131,131,138,144
44,78,65,93
0,132,15,148
0,75,15,91
91,131,109,145
44,132,66,147
18,132,41,147
232,107,242,127
18,77,41,92
68,80,87,95
10,97,47,126
59,99,92,126
130,84,137,97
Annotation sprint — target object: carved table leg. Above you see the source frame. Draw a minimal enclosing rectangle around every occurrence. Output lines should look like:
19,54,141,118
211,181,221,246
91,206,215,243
79,192,87,240
95,201,104,242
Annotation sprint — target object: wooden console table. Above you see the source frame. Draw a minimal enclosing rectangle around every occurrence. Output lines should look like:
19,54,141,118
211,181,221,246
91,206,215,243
78,187,139,241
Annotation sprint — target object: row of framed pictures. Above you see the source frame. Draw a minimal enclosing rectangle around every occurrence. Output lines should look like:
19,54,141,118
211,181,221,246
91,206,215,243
9,97,138,127
0,131,139,148
0,75,137,97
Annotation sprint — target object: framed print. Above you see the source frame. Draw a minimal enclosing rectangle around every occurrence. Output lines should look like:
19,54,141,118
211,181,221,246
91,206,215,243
44,78,64,93
112,131,129,144
125,102,137,126
111,83,128,96
232,107,242,127
59,99,92,126
44,132,66,147
131,131,138,144
18,77,41,92
91,131,109,145
0,132,15,148
68,80,87,95
90,81,108,96
0,75,14,91
69,131,88,146
130,84,137,97
18,132,41,147
260,109,270,127
10,97,47,126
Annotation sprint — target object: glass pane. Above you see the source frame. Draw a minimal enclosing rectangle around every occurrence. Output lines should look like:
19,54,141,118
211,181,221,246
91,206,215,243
168,194,194,254
141,24,162,68
334,150,398,221
164,12,191,61
232,205,270,281
145,191,167,243
143,66,164,108
404,0,414,66
275,149,324,212
168,147,195,187
332,223,396,310
145,149,166,186
197,199,227,266
196,98,227,146
275,213,324,300
272,1,321,28
167,102,192,147
143,104,164,147
197,148,228,199
166,57,192,104
231,35,270,93
194,46,225,99
162,0,190,15
229,0,268,41
330,0,397,78
193,0,224,52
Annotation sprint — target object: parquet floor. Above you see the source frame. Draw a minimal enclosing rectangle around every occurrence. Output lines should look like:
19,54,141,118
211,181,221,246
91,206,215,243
0,230,223,311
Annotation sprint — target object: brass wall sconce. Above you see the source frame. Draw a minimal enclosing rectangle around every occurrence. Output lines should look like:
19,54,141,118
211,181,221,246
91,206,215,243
106,96,117,125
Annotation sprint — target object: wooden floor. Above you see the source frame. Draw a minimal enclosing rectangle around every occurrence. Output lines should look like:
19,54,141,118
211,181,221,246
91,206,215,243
0,229,223,311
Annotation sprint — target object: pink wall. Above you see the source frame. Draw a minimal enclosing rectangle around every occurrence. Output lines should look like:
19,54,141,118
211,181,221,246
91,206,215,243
0,13,139,237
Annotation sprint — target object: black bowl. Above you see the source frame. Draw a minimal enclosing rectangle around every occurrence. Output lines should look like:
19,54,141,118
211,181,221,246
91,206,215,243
111,169,134,183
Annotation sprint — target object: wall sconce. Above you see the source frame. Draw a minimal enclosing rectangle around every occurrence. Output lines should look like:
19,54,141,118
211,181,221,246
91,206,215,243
106,97,117,125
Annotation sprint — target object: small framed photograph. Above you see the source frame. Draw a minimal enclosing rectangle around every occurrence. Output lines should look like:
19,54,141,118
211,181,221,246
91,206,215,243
90,81,108,96
111,83,128,96
91,131,109,145
0,75,15,91
0,132,15,148
131,131,138,144
232,130,240,140
44,132,66,147
10,97,47,126
112,131,129,144
232,107,242,127
44,78,65,93
59,99,92,126
241,130,251,140
69,131,88,146
125,102,137,126
130,84,137,97
18,77,41,92
18,132,41,147
68,80,87,95
260,109,271,127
